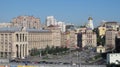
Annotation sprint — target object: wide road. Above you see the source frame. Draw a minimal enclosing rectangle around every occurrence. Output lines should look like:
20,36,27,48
0,63,106,67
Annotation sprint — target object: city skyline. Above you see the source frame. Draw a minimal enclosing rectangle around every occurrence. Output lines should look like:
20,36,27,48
0,0,120,27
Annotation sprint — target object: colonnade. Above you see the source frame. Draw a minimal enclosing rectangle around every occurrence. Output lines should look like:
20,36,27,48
16,34,27,42
16,44,28,59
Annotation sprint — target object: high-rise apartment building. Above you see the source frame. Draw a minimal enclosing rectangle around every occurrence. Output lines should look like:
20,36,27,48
46,16,66,32
46,16,57,26
105,30,117,50
12,16,41,29
57,21,66,32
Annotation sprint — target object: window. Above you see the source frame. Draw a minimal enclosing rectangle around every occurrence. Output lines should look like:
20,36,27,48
1,34,3,36
16,34,19,42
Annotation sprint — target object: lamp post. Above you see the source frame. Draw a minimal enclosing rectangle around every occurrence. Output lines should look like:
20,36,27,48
77,48,81,67
69,48,72,66
39,50,41,57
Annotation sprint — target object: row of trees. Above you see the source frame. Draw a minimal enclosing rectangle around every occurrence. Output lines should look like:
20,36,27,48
30,46,69,56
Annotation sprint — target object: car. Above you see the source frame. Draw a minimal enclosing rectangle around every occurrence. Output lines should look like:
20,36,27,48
10,60,16,62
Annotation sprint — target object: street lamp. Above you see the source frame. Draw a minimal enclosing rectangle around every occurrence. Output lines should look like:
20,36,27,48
77,48,81,67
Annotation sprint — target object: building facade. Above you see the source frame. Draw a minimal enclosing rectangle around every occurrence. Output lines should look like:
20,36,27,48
57,21,66,32
46,16,66,32
0,27,61,59
103,22,119,31
12,16,41,29
107,53,120,64
0,27,28,59
98,26,106,36
28,30,52,50
0,31,13,58
115,32,120,52
75,27,86,33
65,30,77,48
96,45,105,53
81,29,97,48
46,16,57,26
105,30,117,50
12,31,29,59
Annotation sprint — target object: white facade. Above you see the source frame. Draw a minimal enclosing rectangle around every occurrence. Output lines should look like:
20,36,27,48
0,23,12,28
87,17,94,30
46,16,57,26
107,53,120,64
57,21,66,32
46,16,66,32
96,45,105,53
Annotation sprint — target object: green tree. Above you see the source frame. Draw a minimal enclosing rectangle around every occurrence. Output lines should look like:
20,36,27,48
30,48,40,56
97,36,105,46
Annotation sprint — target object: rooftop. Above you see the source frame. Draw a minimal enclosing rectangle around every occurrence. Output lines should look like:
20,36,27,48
0,27,51,33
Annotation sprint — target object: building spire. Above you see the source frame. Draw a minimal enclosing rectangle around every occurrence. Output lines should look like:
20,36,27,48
88,17,93,20
87,17,94,30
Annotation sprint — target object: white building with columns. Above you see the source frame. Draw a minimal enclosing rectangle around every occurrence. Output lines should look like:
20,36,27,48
0,27,29,59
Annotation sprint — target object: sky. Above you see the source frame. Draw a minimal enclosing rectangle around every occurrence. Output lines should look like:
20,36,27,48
0,0,120,27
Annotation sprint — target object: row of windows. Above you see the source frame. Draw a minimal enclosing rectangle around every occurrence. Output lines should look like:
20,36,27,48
16,34,27,42
0,34,12,36
1,42,12,44
84,40,95,44
28,35,52,41
110,54,120,57
0,52,11,58
0,39,12,41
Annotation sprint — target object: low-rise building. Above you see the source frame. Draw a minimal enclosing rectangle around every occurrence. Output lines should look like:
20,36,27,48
96,45,105,53
107,53,120,64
